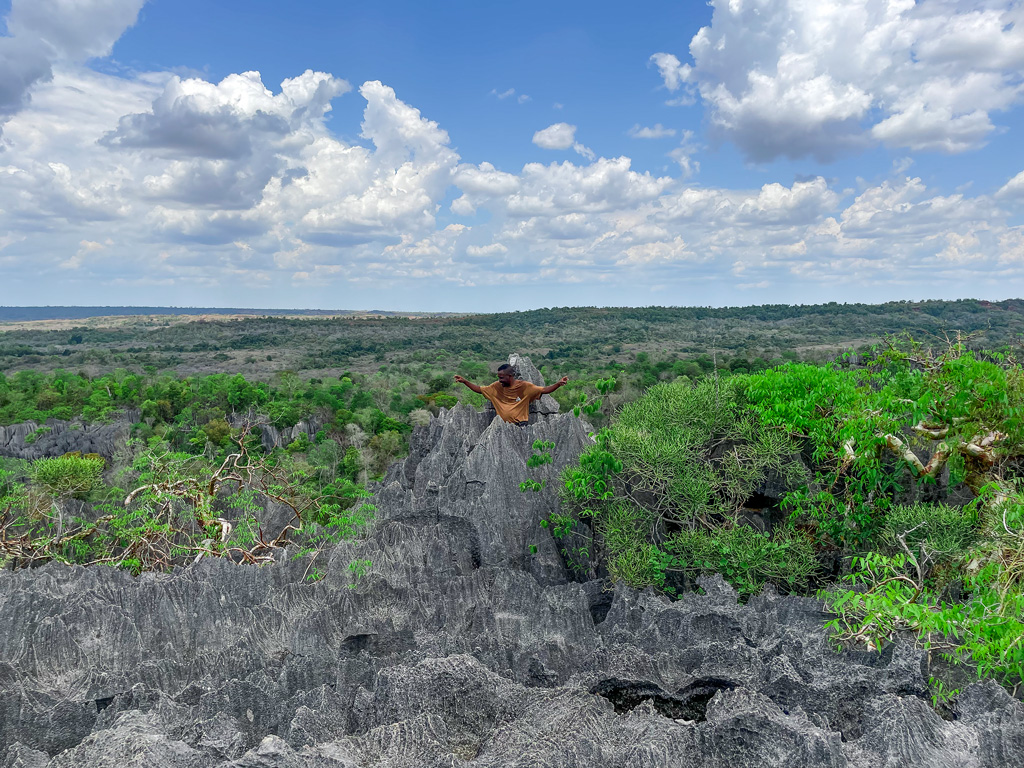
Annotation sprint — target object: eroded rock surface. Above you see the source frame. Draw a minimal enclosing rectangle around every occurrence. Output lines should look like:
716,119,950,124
0,410,140,461
1,357,1022,767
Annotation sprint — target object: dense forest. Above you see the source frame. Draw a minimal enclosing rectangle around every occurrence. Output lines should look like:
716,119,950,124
2,299,1023,380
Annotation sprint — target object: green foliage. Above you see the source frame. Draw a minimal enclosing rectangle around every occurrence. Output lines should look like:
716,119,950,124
666,525,818,596
561,379,812,595
571,376,617,417
347,557,373,587
29,455,105,499
882,503,978,560
2,436,376,575
293,502,376,581
743,362,899,545
823,536,1024,689
202,418,232,445
594,503,669,588
520,440,555,493
598,379,802,523
562,428,619,505
743,344,1024,548
23,426,51,445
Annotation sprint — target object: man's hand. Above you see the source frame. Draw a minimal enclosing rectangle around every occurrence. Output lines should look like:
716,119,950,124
540,376,569,395
454,374,483,394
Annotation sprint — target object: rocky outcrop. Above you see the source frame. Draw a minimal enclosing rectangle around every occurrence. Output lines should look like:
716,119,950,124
0,410,140,461
0,357,1021,767
255,419,323,453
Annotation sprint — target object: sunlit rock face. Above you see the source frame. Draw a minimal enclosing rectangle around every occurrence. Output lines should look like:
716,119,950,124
1,356,1022,767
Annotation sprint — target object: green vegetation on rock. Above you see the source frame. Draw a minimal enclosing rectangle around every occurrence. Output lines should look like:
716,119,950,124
558,337,1024,691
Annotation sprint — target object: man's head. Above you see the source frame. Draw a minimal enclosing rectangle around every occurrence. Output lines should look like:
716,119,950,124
497,363,516,387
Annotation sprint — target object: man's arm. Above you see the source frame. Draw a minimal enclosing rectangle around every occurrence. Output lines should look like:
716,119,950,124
538,376,569,395
453,375,484,394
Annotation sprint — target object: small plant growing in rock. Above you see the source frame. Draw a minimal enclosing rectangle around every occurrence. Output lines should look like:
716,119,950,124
520,440,554,493
347,557,373,587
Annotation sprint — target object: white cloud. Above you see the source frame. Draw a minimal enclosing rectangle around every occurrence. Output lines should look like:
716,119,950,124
649,52,692,91
492,88,516,99
533,122,577,150
0,0,145,126
466,243,508,257
668,130,700,179
938,231,984,263
628,123,676,139
104,69,348,158
736,178,840,225
838,177,983,238
672,0,1024,161
532,122,594,160
1,43,1022,305
617,236,692,265
507,157,672,217
60,238,109,270
996,170,1024,200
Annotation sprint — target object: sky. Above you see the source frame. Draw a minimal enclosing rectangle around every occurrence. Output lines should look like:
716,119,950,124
1,0,1024,311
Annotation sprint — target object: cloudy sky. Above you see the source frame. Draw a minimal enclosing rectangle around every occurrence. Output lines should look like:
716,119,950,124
1,0,1023,311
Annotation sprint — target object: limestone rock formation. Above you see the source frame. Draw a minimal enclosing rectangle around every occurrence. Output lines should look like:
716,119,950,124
1,356,1022,767
0,410,140,461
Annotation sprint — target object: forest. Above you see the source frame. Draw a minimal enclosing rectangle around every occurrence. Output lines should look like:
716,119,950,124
2,300,1024,701
2,298,1024,379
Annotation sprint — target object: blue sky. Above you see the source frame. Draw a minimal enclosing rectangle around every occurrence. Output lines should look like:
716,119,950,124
1,0,1023,311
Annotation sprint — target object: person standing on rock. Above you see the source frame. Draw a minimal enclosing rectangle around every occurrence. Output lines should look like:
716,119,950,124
454,364,568,425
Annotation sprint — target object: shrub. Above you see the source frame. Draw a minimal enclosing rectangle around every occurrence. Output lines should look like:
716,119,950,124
666,525,818,596
29,455,105,499
560,379,811,594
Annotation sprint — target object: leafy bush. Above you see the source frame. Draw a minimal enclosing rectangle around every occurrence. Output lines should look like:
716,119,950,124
29,455,105,499
882,503,978,561
559,379,812,594
667,525,819,596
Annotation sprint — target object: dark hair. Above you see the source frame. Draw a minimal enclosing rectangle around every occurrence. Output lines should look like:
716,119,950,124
497,363,513,372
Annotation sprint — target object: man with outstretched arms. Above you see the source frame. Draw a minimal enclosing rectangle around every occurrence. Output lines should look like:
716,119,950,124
454,364,568,425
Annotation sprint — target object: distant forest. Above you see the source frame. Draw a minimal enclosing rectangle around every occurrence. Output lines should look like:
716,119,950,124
1,298,1023,380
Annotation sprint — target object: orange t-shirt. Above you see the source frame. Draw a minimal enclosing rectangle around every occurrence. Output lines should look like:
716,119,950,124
480,380,544,424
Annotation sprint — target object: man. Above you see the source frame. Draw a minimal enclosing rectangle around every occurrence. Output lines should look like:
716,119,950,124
454,364,568,425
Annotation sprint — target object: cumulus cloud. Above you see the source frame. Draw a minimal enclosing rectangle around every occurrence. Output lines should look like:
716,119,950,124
649,52,692,91
465,243,508,257
532,122,577,150
668,130,700,179
60,238,109,270
628,123,676,139
0,0,145,126
669,0,1024,161
996,170,1024,200
1,45,1021,305
532,122,595,160
102,70,349,158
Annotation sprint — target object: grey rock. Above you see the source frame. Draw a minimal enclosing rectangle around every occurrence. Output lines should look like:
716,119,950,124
0,360,1021,767
229,735,360,768
46,710,211,768
1,744,48,768
0,410,140,461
